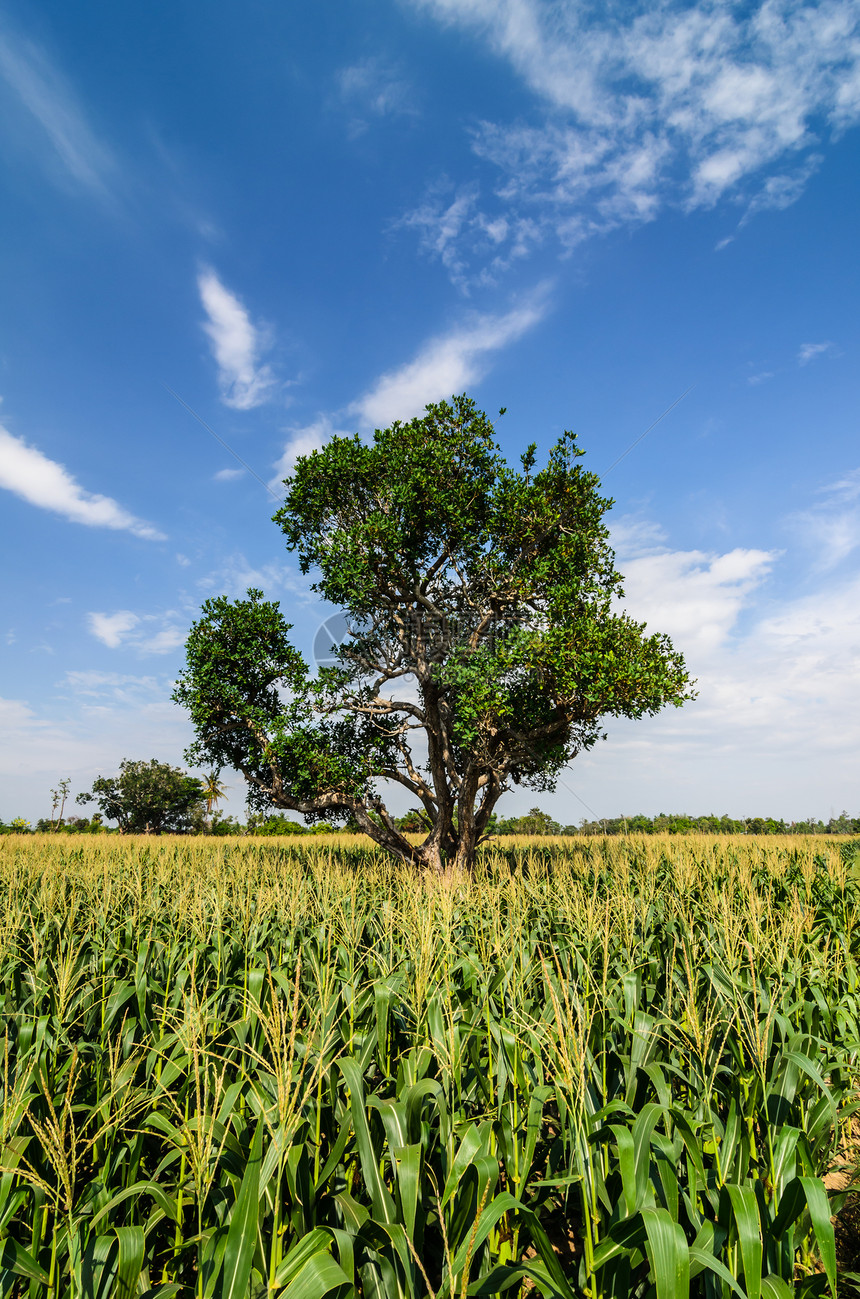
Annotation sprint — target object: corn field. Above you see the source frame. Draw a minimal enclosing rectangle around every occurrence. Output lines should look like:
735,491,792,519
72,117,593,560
1,833,858,1298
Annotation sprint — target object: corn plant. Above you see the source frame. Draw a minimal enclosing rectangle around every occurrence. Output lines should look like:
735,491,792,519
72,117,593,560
0,832,856,1296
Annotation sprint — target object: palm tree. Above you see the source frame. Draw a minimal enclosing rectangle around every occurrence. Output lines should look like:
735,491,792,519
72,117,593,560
201,769,228,831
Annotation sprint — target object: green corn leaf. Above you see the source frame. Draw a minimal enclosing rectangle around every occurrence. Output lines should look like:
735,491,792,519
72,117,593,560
465,1258,577,1296
797,1176,837,1296
769,1176,806,1241
392,1143,422,1242
760,1277,794,1298
275,1230,342,1288
446,1190,521,1281
0,1238,50,1285
282,1252,353,1298
591,1209,648,1269
770,1125,801,1192
403,1076,448,1147
641,1205,690,1299
520,1084,553,1188
219,1114,264,1299
688,1246,747,1297
631,1103,662,1210
90,1180,180,1231
724,1184,763,1299
114,1226,145,1299
513,1204,577,1299
368,1095,409,1152
608,1124,637,1216
440,1122,492,1207
315,1111,354,1192
784,1051,839,1127
338,1057,397,1224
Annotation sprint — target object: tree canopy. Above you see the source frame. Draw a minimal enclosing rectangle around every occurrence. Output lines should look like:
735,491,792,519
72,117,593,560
174,395,695,871
77,758,204,834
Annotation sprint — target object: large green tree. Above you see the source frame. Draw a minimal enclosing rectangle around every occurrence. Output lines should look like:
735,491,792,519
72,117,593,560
77,759,204,834
174,396,694,872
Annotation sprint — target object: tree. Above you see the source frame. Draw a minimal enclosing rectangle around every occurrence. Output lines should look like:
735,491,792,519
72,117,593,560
77,759,204,834
174,395,694,873
200,769,228,830
49,777,71,831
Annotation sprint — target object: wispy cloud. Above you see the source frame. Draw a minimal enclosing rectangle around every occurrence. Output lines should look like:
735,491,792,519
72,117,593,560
198,267,276,410
214,466,245,482
87,610,185,654
403,0,860,282
0,19,115,195
271,416,349,489
196,554,310,602
792,465,860,569
394,180,540,291
819,467,860,504
351,288,550,426
0,421,164,539
797,340,835,365
336,56,418,136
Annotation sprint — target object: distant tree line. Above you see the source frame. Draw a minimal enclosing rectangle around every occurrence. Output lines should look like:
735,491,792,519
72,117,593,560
562,811,860,836
390,807,860,837
2,769,858,839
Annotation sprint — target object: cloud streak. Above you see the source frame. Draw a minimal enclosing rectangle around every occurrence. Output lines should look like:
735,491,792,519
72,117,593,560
336,56,418,136
351,288,550,426
0,422,164,539
198,268,276,410
798,340,834,364
404,0,860,282
0,20,115,194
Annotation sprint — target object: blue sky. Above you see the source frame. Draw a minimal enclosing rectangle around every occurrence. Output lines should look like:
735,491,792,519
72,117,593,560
1,0,858,826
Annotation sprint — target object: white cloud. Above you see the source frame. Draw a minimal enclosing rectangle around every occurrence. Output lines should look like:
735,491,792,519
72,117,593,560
554,522,859,817
87,610,186,654
336,56,417,135
88,611,140,649
198,268,276,410
610,515,669,558
270,416,350,488
792,465,860,568
197,554,311,602
798,340,835,364
747,370,775,385
351,289,550,426
819,467,860,503
403,0,860,281
0,422,165,539
63,670,163,697
618,542,777,658
0,685,195,823
214,466,245,481
0,19,115,195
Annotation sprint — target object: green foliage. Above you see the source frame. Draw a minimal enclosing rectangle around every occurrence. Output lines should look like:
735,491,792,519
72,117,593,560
492,806,564,836
175,396,694,871
33,814,105,834
577,811,860,835
0,833,855,1295
76,758,204,834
